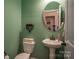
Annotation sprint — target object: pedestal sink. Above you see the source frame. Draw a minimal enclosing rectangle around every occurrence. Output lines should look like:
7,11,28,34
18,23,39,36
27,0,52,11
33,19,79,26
42,39,62,59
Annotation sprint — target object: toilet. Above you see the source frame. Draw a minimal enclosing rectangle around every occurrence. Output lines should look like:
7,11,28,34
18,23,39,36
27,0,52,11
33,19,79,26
15,38,35,59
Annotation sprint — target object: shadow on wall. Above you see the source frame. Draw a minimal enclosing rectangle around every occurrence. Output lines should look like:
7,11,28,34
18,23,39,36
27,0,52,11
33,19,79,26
18,32,24,54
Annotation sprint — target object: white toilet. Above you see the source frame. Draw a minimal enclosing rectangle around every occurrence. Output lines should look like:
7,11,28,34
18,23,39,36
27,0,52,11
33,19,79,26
15,38,35,59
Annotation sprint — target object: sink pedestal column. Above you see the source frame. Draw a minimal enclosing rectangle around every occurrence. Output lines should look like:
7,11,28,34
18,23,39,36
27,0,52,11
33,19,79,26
49,48,55,59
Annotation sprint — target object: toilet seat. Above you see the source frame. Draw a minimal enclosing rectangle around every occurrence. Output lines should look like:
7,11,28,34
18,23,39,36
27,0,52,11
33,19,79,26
15,53,30,59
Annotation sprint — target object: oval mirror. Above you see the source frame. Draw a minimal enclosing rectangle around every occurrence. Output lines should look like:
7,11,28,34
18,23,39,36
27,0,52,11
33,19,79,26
42,1,64,32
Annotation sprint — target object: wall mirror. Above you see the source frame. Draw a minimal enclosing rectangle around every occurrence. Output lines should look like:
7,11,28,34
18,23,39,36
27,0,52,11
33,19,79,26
42,1,65,32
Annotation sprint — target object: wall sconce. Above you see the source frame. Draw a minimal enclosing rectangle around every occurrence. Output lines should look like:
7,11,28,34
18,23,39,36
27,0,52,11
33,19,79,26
26,24,34,32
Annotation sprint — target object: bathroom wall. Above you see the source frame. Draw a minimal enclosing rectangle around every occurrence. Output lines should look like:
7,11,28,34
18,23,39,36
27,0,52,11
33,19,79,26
21,0,60,59
4,0,21,59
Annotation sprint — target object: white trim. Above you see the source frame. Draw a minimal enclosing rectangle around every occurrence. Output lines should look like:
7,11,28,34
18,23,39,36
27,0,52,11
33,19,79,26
43,9,59,12
59,5,61,28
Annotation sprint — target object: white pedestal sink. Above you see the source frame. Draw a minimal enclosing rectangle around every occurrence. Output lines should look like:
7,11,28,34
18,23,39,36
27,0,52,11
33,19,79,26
42,39,62,59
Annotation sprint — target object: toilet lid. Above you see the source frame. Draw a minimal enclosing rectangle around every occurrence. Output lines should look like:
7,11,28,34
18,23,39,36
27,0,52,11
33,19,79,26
15,53,30,59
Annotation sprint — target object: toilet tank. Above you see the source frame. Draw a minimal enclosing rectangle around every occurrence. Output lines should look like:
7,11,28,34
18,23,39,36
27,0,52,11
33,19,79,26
23,38,35,54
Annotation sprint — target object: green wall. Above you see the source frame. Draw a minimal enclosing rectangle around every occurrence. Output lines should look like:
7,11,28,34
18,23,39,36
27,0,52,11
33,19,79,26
4,0,21,59
21,0,60,59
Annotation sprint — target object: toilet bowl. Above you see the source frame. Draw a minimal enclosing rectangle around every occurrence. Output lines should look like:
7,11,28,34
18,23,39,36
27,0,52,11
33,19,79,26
15,38,35,59
15,53,30,59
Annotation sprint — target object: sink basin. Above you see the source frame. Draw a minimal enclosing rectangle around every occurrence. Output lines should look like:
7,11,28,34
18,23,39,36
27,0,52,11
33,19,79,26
42,39,62,48
42,39,63,59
